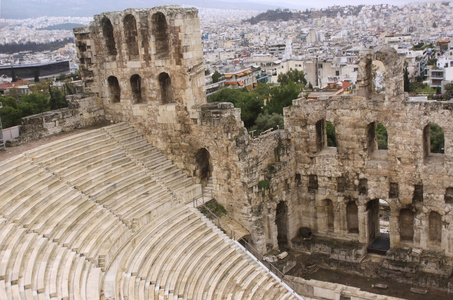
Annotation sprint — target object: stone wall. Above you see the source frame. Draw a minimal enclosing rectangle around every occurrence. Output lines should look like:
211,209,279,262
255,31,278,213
286,275,403,300
17,94,105,143
73,7,453,291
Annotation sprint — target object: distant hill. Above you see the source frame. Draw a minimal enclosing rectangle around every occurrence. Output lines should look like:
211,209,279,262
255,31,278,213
38,23,87,31
2,0,283,19
243,6,365,24
0,38,75,54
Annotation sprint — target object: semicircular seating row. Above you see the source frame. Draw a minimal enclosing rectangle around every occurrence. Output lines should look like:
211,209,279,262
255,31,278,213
0,123,296,300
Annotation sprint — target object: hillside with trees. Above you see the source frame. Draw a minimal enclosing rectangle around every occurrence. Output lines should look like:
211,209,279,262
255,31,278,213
0,38,74,54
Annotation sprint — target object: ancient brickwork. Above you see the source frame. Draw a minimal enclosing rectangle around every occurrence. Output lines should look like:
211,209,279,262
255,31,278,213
74,7,453,291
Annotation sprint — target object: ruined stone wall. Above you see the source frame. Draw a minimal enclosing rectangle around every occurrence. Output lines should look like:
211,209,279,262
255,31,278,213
16,94,105,144
73,10,453,282
283,47,453,276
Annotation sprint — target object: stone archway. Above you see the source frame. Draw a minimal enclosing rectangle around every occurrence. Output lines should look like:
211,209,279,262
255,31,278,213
366,199,390,255
276,201,289,250
195,148,212,186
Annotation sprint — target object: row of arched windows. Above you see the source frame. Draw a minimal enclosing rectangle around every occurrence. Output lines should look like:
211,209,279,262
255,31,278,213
101,12,169,60
107,72,174,104
322,199,443,244
316,119,445,157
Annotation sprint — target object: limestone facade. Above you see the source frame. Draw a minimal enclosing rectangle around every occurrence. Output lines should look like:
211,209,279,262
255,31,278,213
74,6,453,291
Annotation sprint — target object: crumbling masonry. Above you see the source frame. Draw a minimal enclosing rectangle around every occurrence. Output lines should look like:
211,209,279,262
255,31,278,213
74,6,453,292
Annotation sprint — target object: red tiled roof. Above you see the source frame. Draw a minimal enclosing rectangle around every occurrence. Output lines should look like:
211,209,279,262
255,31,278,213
0,80,31,89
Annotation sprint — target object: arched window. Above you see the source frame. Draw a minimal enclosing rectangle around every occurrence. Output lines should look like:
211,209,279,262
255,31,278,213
316,119,325,152
347,201,359,233
107,76,121,103
326,121,336,147
102,17,117,57
152,12,169,59
130,74,145,104
429,211,442,244
399,209,414,242
158,72,174,104
123,14,139,59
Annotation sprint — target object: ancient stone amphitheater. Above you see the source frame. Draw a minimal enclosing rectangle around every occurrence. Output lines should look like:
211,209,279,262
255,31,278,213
0,123,297,299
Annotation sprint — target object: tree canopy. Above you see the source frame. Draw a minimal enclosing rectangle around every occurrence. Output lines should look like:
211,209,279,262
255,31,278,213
0,82,69,128
207,70,306,134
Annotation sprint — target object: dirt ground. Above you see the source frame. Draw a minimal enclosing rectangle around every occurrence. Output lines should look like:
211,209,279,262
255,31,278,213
288,252,452,300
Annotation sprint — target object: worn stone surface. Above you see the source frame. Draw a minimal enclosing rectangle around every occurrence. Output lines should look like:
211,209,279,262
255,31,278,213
15,94,104,144
73,7,453,292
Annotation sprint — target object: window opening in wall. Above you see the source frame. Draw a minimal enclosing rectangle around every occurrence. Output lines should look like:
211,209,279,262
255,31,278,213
376,122,388,150
308,175,318,192
389,182,399,198
367,122,388,158
101,17,117,57
445,187,453,204
152,12,169,59
372,60,386,93
366,199,390,255
347,201,359,233
130,74,144,103
429,211,442,245
123,14,139,59
424,123,445,164
195,148,212,186
107,76,120,103
429,123,444,154
276,201,289,250
413,184,423,203
326,121,336,147
316,119,325,152
158,72,174,104
295,174,301,186
366,122,376,155
336,176,345,193
359,178,367,195
324,199,334,232
399,208,414,242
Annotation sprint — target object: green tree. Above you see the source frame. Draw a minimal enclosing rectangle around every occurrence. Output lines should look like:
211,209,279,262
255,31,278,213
236,94,263,128
251,112,284,135
19,93,49,116
376,122,388,150
0,96,21,128
277,69,307,86
326,121,336,147
444,83,453,99
430,123,444,153
49,88,68,110
267,82,302,115
212,71,222,83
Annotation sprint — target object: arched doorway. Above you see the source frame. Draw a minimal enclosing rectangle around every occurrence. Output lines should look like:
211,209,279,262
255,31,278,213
101,17,117,57
276,201,288,251
123,14,139,60
152,12,169,59
195,148,212,186
366,199,390,254
158,72,174,104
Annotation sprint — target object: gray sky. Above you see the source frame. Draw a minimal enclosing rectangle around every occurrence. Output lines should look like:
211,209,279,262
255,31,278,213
1,0,442,19
245,0,438,9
